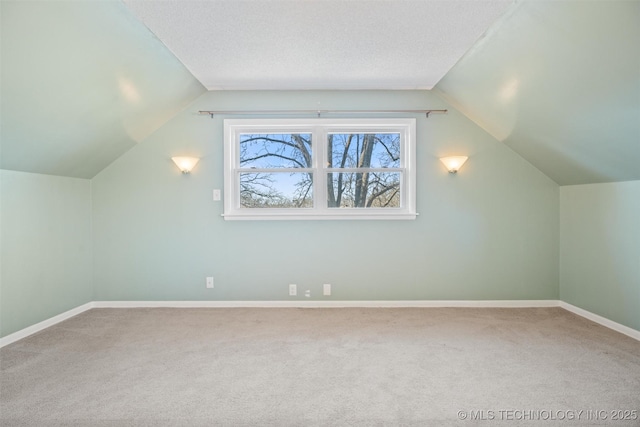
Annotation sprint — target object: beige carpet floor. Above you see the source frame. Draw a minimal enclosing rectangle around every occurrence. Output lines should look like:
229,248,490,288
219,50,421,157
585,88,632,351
1,307,639,426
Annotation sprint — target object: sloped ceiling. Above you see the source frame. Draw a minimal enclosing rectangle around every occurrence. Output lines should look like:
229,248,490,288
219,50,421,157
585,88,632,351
435,0,640,185
2,0,637,185
0,0,205,179
123,0,512,90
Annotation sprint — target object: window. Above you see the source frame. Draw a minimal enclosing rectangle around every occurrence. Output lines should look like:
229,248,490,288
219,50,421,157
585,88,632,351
223,118,416,220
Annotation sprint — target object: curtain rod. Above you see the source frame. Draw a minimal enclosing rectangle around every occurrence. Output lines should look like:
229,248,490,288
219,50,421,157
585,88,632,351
199,109,447,118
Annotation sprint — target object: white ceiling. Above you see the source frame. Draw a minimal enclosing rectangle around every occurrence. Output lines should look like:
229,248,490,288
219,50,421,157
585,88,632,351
123,0,513,90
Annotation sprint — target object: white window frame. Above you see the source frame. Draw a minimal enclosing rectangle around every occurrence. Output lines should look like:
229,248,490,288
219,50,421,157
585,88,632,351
223,118,416,220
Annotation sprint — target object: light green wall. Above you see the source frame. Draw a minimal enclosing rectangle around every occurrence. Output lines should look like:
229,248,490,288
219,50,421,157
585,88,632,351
0,170,92,337
435,0,640,185
560,181,640,331
1,0,205,178
92,90,559,302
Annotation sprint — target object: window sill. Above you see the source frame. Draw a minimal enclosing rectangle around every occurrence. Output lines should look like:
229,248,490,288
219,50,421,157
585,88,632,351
222,212,417,221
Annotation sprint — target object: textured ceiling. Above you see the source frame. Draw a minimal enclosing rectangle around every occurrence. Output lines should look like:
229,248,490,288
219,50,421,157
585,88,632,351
123,0,513,90
0,0,205,178
435,0,640,185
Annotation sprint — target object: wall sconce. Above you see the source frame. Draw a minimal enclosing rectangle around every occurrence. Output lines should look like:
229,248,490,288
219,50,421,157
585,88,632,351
440,156,468,174
172,157,200,174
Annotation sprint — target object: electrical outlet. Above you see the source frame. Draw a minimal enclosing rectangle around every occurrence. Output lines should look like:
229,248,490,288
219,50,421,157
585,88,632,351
289,284,297,296
206,277,214,289
305,290,311,298
323,284,331,296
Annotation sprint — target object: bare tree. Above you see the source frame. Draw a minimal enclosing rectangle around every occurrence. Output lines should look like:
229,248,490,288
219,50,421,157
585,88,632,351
239,134,313,208
240,132,400,209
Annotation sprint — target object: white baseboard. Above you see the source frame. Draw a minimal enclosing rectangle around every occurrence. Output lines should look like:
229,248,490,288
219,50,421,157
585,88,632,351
560,301,640,341
92,300,561,308
0,302,94,348
2,300,637,348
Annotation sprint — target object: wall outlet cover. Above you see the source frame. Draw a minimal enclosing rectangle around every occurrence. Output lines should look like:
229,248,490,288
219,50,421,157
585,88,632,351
323,284,331,296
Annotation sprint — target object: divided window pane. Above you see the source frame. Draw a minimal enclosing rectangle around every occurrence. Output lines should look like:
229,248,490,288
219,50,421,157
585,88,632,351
327,172,401,208
240,172,313,208
224,119,415,220
328,133,400,169
239,133,313,208
240,133,312,169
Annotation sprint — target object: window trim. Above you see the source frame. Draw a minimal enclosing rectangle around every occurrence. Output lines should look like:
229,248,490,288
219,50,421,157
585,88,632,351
223,118,416,220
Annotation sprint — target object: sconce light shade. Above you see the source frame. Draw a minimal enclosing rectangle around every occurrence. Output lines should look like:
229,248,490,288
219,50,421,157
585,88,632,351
172,157,200,174
440,156,468,173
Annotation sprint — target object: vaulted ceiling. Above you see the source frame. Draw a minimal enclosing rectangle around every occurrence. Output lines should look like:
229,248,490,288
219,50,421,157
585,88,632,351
436,0,640,185
1,0,638,184
0,0,205,178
